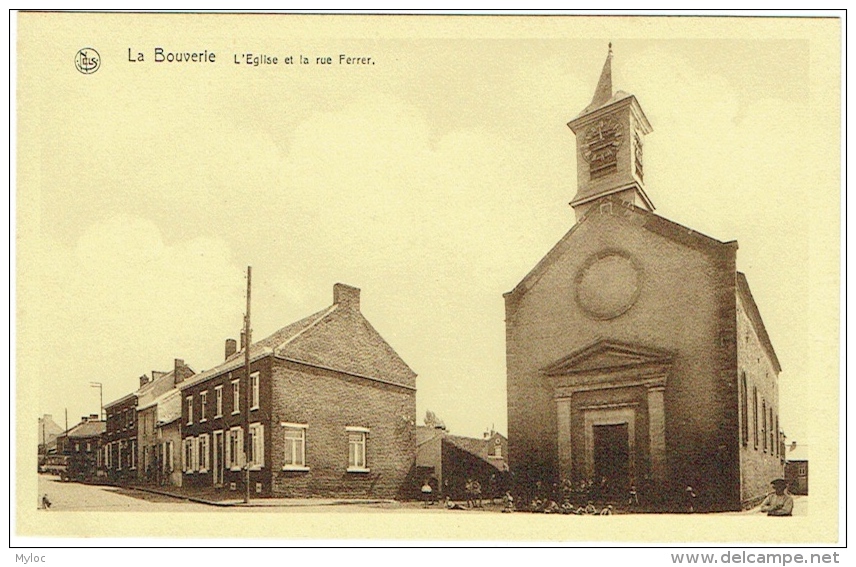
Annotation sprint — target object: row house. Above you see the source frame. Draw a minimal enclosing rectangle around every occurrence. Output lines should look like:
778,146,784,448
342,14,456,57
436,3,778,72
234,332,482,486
56,414,105,481
103,358,194,483
178,283,417,499
137,369,191,487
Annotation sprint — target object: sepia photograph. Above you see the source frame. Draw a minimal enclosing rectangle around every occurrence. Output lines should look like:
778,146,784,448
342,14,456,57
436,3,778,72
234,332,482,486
13,11,843,546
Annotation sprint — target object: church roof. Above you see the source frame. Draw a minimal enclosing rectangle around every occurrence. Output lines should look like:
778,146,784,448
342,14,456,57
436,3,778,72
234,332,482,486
504,196,737,302
736,272,782,373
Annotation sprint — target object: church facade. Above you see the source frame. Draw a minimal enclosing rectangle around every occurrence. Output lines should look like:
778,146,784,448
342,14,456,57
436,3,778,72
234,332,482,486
504,47,783,512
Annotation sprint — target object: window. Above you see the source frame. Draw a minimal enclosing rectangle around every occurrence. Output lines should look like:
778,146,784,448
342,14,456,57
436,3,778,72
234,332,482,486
347,427,369,472
775,415,780,457
184,438,194,473
248,423,264,469
118,442,123,470
129,408,134,428
227,427,243,471
86,442,92,452
198,434,209,473
762,399,767,452
186,396,193,425
752,386,759,450
281,423,307,470
232,380,240,415
215,385,223,418
251,372,260,410
200,391,207,422
740,372,749,446
130,439,136,469
494,440,502,458
770,404,776,455
75,443,80,453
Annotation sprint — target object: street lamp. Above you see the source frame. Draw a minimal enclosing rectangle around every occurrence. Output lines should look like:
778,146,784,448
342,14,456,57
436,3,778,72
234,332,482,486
89,382,103,421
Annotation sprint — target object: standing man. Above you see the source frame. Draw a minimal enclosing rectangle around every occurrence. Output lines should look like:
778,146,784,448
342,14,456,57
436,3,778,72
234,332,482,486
759,478,794,516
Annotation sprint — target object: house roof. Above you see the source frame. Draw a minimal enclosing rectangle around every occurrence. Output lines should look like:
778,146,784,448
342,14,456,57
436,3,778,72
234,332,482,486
786,444,809,462
415,425,445,447
156,389,182,425
181,287,417,390
104,391,136,410
736,272,782,373
444,434,507,471
39,416,64,440
505,196,736,302
64,419,105,439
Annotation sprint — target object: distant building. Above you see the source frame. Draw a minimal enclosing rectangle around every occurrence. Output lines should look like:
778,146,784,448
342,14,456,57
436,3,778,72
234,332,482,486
415,426,509,500
504,46,783,512
178,283,417,499
37,414,64,458
784,442,808,495
55,414,105,481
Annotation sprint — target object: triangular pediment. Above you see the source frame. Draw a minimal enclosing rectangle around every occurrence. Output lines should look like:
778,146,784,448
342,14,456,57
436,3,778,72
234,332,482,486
542,340,673,376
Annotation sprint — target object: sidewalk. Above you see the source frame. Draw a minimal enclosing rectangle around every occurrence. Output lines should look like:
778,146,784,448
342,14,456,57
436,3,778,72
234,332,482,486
127,484,395,508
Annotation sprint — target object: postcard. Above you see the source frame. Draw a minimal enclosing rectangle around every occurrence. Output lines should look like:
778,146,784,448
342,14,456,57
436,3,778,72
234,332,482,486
14,12,842,544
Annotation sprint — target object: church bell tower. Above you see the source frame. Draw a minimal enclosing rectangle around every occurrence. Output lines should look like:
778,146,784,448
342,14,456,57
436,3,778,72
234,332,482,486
567,44,654,220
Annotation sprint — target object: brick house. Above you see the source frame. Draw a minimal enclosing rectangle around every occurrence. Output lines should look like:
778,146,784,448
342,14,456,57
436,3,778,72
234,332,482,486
784,442,808,495
56,414,105,481
103,391,138,483
504,47,783,512
178,283,417,498
137,382,188,487
103,358,194,483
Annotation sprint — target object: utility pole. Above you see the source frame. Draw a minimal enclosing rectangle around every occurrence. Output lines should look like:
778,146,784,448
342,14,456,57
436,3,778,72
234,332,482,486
243,266,252,504
90,382,103,421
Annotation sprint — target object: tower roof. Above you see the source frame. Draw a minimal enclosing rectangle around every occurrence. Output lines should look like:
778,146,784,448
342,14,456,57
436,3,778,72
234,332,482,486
589,43,614,110
573,44,638,121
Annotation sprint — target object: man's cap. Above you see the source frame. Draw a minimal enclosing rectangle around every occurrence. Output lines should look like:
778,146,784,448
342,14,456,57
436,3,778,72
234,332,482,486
771,478,788,486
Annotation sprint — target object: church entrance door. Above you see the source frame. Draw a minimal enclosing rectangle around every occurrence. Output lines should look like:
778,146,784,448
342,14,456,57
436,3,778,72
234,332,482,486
592,423,629,496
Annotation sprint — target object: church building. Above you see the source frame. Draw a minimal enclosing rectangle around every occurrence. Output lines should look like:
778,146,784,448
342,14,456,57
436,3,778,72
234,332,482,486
504,46,783,512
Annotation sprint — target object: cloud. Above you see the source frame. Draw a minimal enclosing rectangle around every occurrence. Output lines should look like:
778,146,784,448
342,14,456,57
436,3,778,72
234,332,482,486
35,215,245,413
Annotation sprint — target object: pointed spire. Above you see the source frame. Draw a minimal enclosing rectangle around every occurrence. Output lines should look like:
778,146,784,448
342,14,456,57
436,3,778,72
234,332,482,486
589,43,613,109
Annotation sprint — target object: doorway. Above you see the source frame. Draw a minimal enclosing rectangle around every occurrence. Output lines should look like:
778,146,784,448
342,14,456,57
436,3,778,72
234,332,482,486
213,430,224,486
592,423,629,495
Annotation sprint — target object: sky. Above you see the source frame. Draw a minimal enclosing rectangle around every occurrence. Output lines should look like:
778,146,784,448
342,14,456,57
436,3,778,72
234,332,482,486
17,15,839,447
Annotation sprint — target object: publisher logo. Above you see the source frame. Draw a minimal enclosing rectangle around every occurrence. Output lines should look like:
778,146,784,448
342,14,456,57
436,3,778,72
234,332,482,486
75,48,100,74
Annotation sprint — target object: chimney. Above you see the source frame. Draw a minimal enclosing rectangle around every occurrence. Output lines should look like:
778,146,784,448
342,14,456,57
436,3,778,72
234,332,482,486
151,371,167,383
173,359,186,385
89,414,99,421
225,338,237,360
790,441,797,451
81,416,87,423
333,283,361,311
139,374,150,388
240,330,247,351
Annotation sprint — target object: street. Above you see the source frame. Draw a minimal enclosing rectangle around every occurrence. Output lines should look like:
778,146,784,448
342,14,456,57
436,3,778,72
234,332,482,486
38,474,214,512
37,474,808,516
